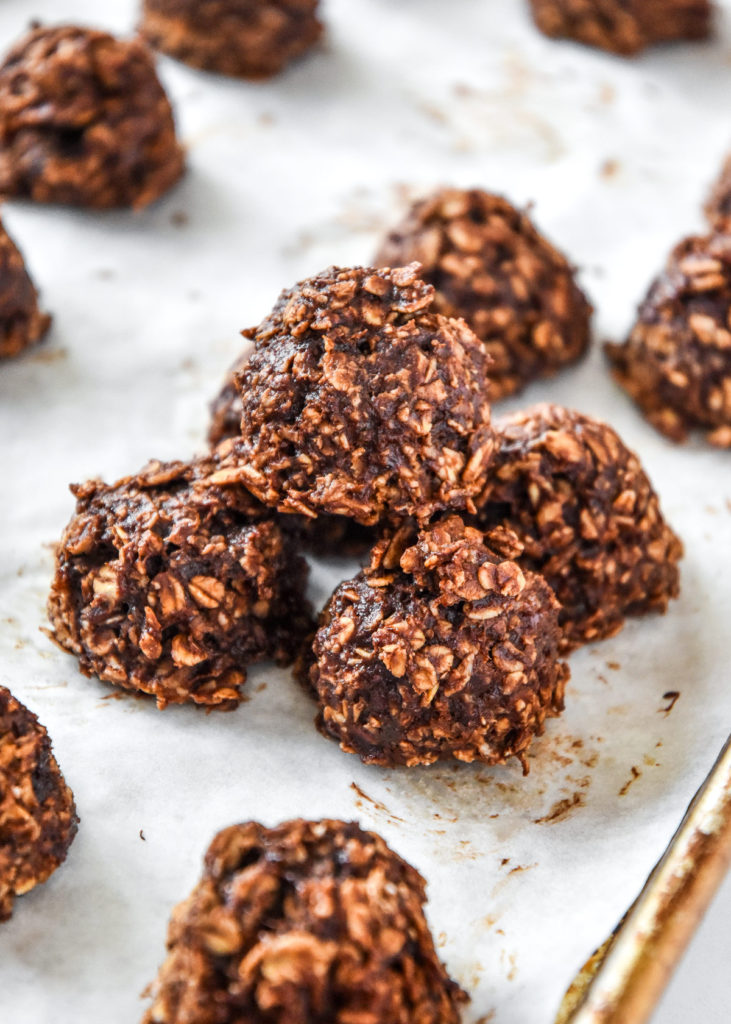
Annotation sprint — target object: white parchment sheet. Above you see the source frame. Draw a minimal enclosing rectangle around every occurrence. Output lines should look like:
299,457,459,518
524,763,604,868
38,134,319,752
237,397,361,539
2,1,731,1022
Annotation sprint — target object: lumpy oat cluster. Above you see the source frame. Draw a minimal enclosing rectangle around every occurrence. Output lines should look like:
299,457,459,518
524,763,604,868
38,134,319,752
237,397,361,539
142,818,467,1024
223,263,496,525
529,0,712,55
475,405,683,650
606,234,731,447
0,687,78,922
48,455,312,709
375,189,592,400
0,216,50,358
0,24,183,209
304,515,568,769
140,0,322,79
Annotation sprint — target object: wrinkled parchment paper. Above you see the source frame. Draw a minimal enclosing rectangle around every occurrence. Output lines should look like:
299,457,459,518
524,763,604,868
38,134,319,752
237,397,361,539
2,1,731,1021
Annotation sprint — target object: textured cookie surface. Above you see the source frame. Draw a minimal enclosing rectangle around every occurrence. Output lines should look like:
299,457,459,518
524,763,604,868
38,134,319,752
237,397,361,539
0,686,78,922
306,515,567,768
227,263,495,525
142,818,467,1024
0,217,50,358
141,0,322,78
376,189,591,400
606,234,731,447
477,404,682,650
48,453,312,709
529,0,712,55
0,24,183,208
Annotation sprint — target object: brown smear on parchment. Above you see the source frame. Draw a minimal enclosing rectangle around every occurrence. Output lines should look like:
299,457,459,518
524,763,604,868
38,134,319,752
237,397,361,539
357,730,603,845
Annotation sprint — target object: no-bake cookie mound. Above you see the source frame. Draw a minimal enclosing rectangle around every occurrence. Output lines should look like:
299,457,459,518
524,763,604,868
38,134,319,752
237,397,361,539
140,0,323,79
0,25,184,209
375,189,592,401
529,0,712,56
0,217,50,358
226,263,496,526
606,234,731,447
142,818,467,1024
304,515,567,769
0,686,78,922
48,454,312,710
476,405,682,651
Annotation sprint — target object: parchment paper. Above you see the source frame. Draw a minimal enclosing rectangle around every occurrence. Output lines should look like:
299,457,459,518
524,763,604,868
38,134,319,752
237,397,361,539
2,1,731,1022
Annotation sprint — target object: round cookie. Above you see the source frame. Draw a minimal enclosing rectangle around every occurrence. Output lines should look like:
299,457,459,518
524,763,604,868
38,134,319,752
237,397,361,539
0,686,78,922
48,454,312,709
476,404,683,650
375,189,591,400
305,515,567,769
0,217,50,358
225,263,495,526
529,0,712,56
140,0,322,79
606,233,731,447
0,25,184,209
142,818,467,1024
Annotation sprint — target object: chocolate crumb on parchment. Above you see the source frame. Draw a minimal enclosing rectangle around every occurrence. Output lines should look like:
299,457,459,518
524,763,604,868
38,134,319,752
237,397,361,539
606,233,731,448
0,217,50,358
218,263,496,526
140,0,323,79
0,25,184,209
528,0,712,56
476,404,682,651
48,453,312,710
375,189,592,400
0,686,78,922
304,515,568,770
142,818,467,1024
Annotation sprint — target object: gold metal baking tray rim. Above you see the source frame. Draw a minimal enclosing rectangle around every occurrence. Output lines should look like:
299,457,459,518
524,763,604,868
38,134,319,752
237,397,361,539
556,733,731,1024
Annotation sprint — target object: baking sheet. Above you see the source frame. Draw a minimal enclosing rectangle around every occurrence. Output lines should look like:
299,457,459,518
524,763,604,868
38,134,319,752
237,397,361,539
2,1,731,1021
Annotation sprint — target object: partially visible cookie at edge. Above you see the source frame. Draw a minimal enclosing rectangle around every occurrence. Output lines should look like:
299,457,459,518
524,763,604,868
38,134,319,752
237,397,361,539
0,686,78,922
0,216,50,358
141,818,468,1024
529,0,712,56
140,0,323,79
606,233,731,448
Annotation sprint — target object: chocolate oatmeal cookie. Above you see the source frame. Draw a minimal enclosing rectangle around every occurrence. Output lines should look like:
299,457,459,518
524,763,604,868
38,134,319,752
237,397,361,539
0,217,50,358
48,454,312,709
304,515,567,769
224,263,495,526
375,189,592,400
476,405,682,650
606,234,731,447
140,0,323,79
529,0,712,55
0,25,184,209
0,686,78,922
142,818,467,1024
